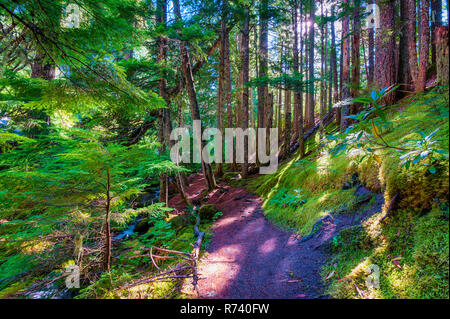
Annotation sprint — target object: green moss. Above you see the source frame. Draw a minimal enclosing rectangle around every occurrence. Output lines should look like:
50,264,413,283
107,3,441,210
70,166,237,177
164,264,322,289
323,207,449,299
198,204,218,221
381,155,449,211
168,215,189,230
246,90,449,235
0,278,34,298
222,171,240,183
247,149,359,234
241,90,449,298
357,156,382,193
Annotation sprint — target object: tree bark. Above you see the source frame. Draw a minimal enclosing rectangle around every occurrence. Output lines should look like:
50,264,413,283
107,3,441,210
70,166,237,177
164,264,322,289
405,0,419,88
320,0,327,121
330,5,338,103
351,0,361,115
436,26,449,85
398,0,415,94
431,0,442,66
225,25,235,171
292,0,300,136
375,0,396,103
416,0,430,92
257,0,269,166
265,92,273,152
216,0,227,177
368,0,375,86
103,168,111,272
241,7,250,178
157,0,172,204
340,0,351,130
306,0,315,129
31,53,55,80
283,90,291,155
292,0,305,157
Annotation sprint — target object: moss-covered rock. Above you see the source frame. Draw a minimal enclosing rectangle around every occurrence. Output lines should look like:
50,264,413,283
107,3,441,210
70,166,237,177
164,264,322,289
198,204,218,221
223,172,240,183
133,218,153,234
381,156,449,212
168,215,189,230
358,156,382,193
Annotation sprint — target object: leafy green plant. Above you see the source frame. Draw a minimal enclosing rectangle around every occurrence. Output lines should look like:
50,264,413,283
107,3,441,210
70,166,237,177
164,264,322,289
328,87,449,171
269,188,307,208
212,211,223,222
398,128,448,173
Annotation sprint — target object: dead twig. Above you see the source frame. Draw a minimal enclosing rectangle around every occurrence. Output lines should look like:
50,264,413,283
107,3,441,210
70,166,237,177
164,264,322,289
380,194,398,223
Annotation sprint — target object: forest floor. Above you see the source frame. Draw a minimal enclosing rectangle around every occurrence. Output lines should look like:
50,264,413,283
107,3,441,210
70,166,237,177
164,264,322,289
169,173,384,299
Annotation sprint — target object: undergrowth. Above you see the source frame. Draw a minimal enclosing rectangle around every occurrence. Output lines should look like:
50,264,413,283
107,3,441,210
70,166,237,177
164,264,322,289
246,89,449,298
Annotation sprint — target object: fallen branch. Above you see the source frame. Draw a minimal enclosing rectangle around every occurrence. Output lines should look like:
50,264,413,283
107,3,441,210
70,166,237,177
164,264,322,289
288,109,336,154
119,211,205,295
191,212,205,297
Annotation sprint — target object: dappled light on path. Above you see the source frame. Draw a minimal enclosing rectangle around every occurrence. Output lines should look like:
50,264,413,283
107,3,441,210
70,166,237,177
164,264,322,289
169,174,383,299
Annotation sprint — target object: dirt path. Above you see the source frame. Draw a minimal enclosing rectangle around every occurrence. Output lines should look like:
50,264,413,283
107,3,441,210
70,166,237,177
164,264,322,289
169,174,383,299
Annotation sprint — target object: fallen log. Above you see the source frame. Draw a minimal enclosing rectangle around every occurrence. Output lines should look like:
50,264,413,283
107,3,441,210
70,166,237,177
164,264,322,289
288,109,335,155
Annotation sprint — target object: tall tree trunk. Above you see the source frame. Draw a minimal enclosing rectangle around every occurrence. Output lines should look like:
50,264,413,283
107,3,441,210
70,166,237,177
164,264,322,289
31,53,55,80
176,98,190,194
283,90,291,155
330,6,338,103
431,0,442,66
368,0,375,86
250,88,255,128
398,0,412,96
375,0,396,104
278,42,284,140
216,0,227,177
405,0,419,87
103,168,111,272
173,0,216,190
257,0,269,165
320,0,326,120
417,0,430,92
292,0,304,157
157,0,172,204
435,26,449,85
265,92,274,152
292,0,300,136
351,0,361,115
225,27,235,171
340,0,351,130
241,7,250,178
278,87,282,139
307,0,315,129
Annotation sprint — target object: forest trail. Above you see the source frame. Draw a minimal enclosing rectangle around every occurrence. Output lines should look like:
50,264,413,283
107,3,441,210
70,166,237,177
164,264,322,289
169,174,384,299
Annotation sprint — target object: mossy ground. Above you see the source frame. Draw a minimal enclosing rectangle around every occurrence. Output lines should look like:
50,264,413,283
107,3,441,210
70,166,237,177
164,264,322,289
72,217,216,299
246,89,449,298
1,90,447,299
0,210,216,299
